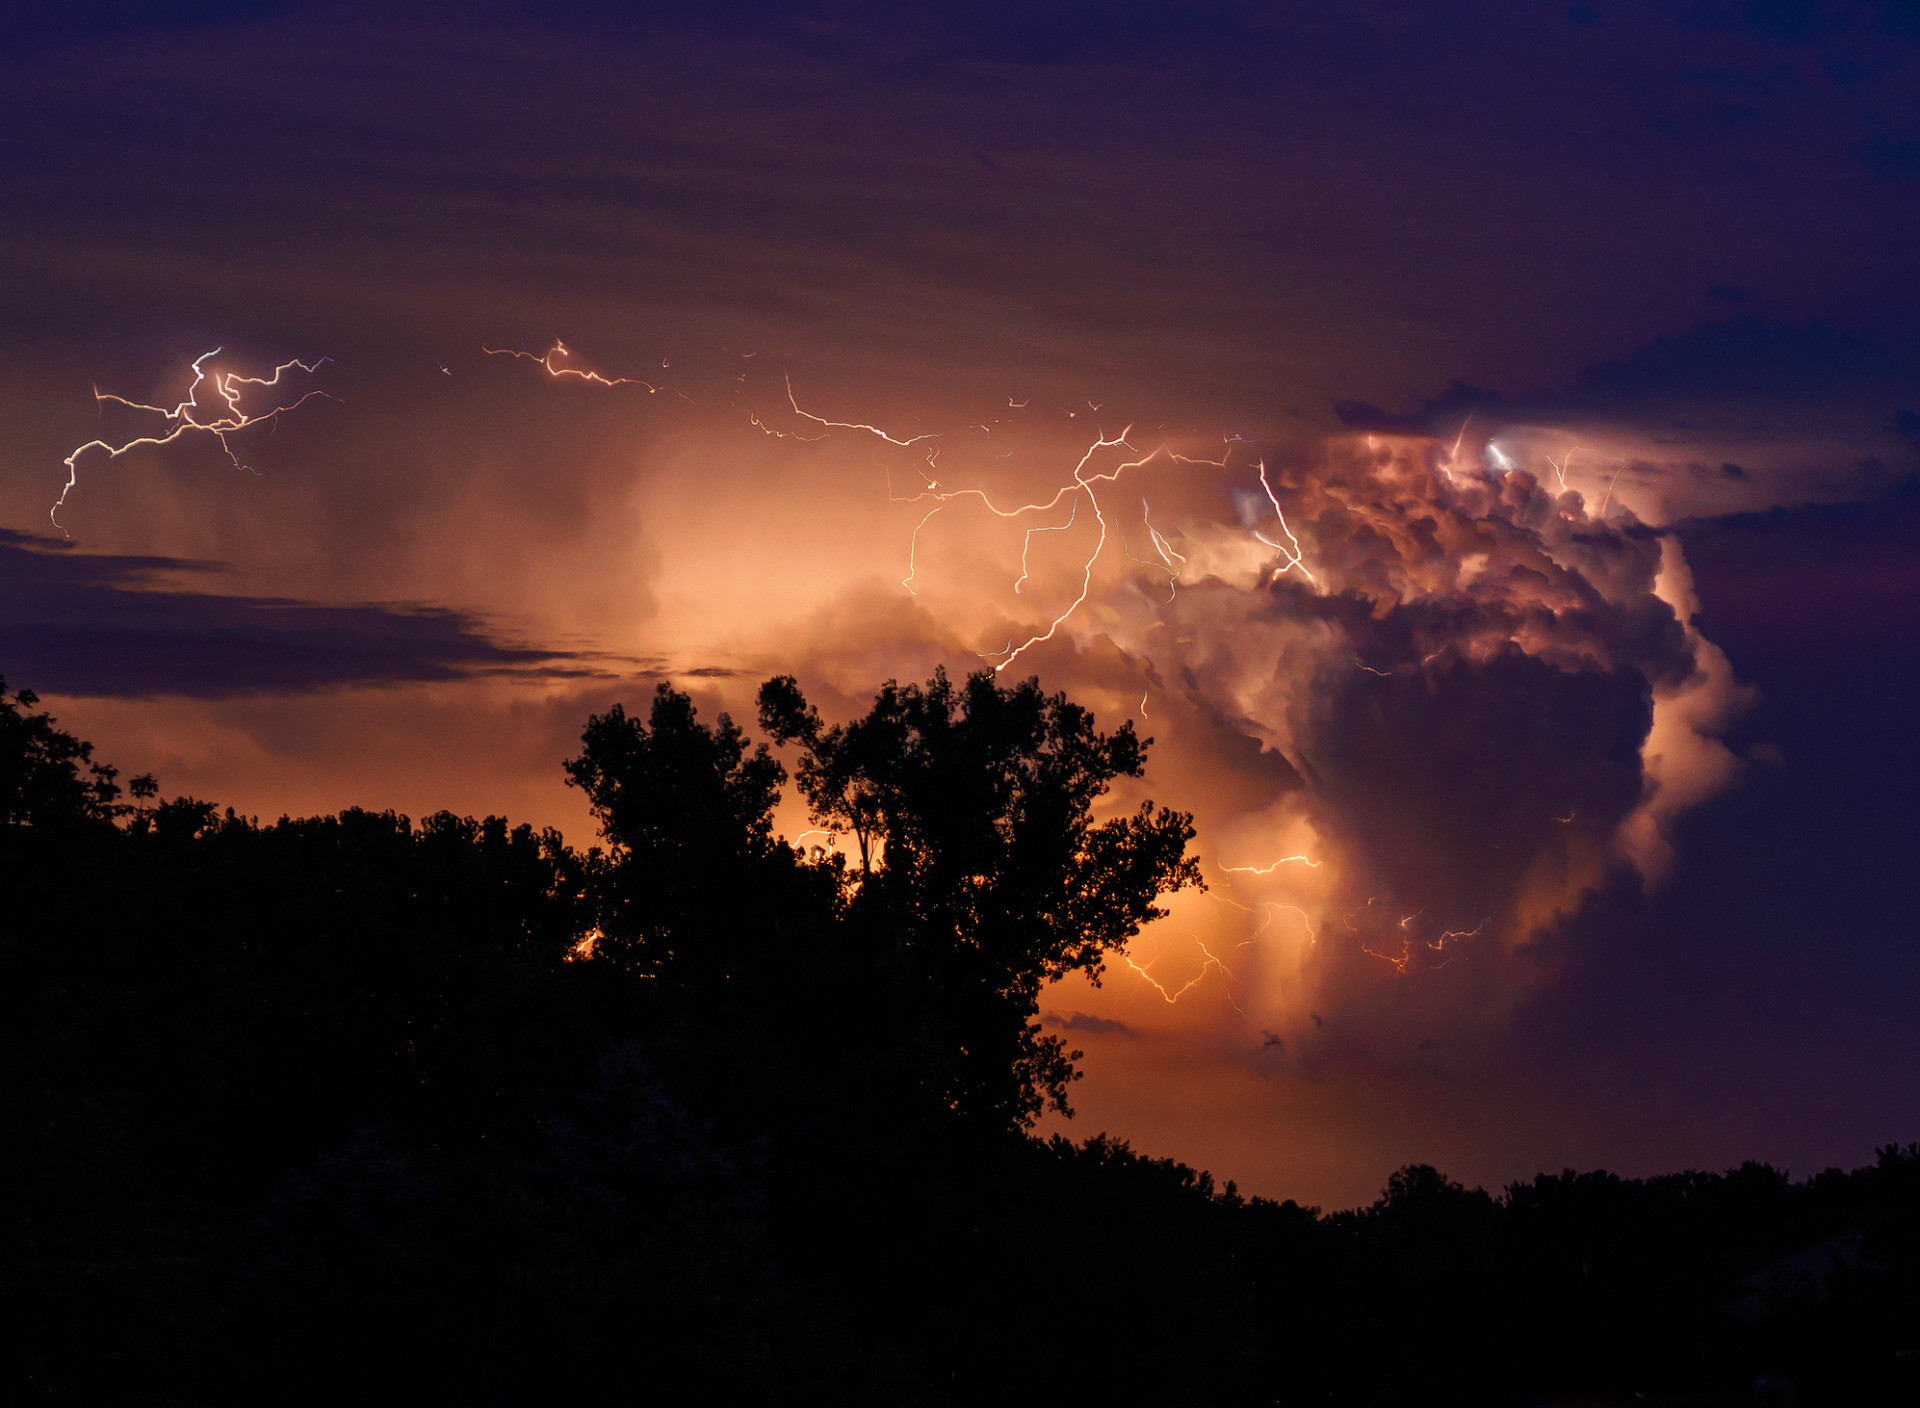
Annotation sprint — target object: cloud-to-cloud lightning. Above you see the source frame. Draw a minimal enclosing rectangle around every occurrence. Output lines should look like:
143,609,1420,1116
490,346,1749,1057
52,350,331,534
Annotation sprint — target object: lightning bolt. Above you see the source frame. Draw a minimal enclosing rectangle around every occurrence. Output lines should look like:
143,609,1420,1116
1269,903,1317,942
789,387,1290,674
1598,462,1626,518
873,421,1160,667
1360,914,1484,973
1194,937,1248,1015
1253,459,1314,584
1220,855,1322,874
1437,416,1473,484
990,427,1136,672
788,375,939,446
1121,933,1243,1010
483,340,665,393
739,405,828,441
1014,499,1078,595
1116,496,1185,602
52,349,332,534
1142,497,1186,572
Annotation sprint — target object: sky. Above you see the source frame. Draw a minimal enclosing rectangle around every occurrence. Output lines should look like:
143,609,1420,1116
2,0,1916,1209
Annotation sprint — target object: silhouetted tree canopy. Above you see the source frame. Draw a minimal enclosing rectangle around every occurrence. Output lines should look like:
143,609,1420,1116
0,677,121,827
757,668,1200,1125
3,667,1916,1407
566,684,791,956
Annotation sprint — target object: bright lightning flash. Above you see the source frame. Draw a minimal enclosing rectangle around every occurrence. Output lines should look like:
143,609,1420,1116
1122,933,1245,1013
52,349,332,534
1220,855,1321,875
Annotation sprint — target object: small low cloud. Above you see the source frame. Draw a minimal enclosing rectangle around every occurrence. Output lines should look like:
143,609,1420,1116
1043,1010,1135,1036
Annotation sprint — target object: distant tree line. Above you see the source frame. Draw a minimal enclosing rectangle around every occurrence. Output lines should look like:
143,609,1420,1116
2,671,1915,1405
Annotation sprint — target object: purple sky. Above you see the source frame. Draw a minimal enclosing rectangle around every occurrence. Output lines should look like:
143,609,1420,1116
2,0,1916,1207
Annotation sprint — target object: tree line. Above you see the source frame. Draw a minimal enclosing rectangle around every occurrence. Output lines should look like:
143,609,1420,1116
2,670,1915,1405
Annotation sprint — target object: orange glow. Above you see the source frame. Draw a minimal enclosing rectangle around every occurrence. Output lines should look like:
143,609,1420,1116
335,345,1762,1161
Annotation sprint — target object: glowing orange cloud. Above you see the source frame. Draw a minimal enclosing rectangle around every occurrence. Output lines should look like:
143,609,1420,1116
476,345,1749,1051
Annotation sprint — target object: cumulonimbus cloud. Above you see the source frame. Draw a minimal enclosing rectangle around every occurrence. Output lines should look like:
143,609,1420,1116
749,414,1756,1053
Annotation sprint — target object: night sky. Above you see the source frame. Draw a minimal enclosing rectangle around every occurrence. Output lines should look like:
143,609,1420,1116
2,0,1916,1209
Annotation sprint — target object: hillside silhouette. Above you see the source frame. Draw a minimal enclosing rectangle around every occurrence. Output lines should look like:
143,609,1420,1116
2,671,1915,1406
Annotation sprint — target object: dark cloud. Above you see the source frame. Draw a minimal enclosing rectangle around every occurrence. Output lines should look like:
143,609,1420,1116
1569,317,1919,408
1350,317,1920,439
1252,442,1698,961
1500,480,1920,1173
1674,478,1920,660
1043,1011,1135,1036
0,529,609,699
1331,382,1504,435
1304,648,1654,934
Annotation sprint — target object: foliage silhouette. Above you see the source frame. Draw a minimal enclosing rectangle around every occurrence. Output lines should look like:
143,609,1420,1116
757,667,1201,1127
0,677,122,826
2,669,1917,1407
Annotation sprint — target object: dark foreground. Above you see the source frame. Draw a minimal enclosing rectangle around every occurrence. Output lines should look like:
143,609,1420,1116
3,674,1915,1406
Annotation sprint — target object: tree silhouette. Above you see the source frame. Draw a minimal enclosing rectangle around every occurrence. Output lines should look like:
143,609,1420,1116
5,664,1919,1407
560,670,1201,1134
0,678,121,827
566,683,799,973
758,667,1201,1128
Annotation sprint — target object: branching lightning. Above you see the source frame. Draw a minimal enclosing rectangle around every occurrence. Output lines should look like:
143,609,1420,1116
766,380,1319,677
874,423,1149,666
52,349,332,534
1544,446,1584,493
1142,497,1186,572
1360,915,1485,974
1253,459,1315,584
788,375,939,446
1221,855,1322,874
1122,933,1243,1010
989,427,1134,672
